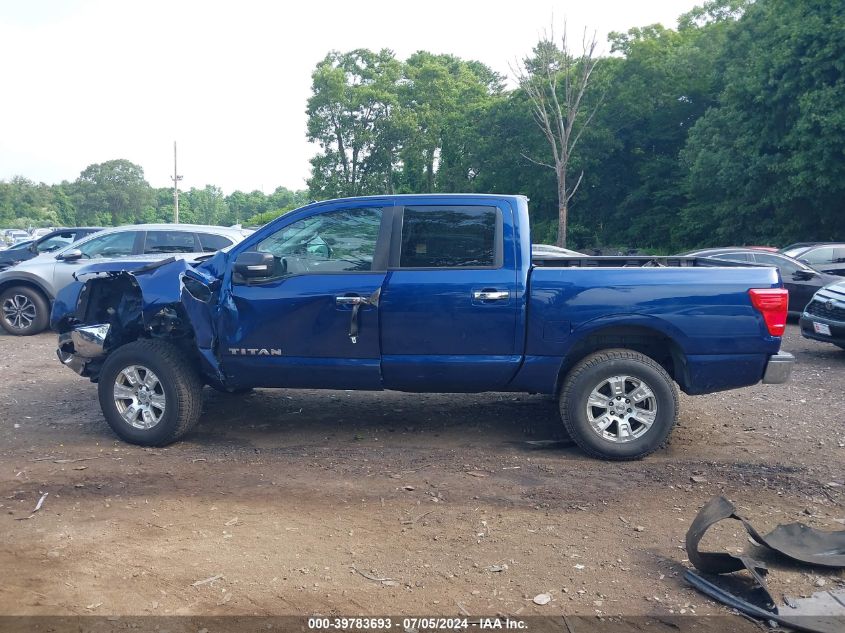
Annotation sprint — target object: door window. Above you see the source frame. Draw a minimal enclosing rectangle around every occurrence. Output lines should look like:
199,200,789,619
716,252,751,262
752,253,800,275
256,207,383,276
801,247,834,264
77,231,140,258
37,232,75,253
398,206,499,268
143,231,199,254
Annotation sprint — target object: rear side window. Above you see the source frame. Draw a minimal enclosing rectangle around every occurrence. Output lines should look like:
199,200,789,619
717,252,751,262
143,231,199,254
197,232,234,252
398,206,499,268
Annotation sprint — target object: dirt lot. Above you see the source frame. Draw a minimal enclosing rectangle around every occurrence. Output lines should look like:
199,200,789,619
0,325,843,623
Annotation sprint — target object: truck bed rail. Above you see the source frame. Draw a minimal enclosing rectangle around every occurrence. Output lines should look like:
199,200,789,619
532,255,751,268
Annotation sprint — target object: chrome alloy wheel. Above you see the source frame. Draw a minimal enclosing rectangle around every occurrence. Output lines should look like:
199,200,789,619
585,374,658,443
113,365,166,429
2,294,36,330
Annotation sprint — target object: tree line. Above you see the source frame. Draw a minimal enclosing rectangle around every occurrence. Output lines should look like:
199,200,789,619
0,163,308,231
2,0,842,251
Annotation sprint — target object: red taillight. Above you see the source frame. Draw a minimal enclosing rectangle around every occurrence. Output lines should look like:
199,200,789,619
749,288,788,337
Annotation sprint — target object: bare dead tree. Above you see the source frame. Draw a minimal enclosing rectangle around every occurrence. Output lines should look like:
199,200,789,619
514,24,602,247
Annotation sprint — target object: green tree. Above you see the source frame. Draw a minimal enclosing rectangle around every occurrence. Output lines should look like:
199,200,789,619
306,49,403,198
72,159,154,225
398,52,503,193
680,0,845,245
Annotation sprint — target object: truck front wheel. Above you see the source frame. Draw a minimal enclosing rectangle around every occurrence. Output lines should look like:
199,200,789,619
559,349,678,460
97,339,204,446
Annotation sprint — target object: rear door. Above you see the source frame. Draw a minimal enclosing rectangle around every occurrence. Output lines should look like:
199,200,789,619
379,200,521,391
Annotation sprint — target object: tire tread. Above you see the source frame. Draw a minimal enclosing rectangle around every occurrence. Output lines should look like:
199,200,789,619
99,339,203,445
559,348,678,461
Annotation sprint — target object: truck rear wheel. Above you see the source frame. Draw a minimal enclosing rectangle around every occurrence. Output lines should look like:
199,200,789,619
97,339,204,446
559,349,678,460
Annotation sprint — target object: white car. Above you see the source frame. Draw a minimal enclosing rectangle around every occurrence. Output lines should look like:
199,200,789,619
0,224,250,335
2,229,30,246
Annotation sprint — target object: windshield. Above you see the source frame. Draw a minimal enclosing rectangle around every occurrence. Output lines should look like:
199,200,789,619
782,246,811,258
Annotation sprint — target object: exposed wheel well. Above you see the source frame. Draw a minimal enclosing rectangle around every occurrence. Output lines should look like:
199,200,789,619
556,325,685,394
0,280,52,304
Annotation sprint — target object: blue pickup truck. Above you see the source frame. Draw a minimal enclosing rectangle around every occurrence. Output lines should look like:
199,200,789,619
51,195,794,460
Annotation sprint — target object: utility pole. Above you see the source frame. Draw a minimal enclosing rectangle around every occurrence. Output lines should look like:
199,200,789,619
171,141,183,223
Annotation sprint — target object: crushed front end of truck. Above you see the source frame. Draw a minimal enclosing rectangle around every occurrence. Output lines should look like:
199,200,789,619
52,257,224,385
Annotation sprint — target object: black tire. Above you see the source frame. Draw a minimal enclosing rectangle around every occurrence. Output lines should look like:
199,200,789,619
0,286,50,335
559,349,678,460
97,339,204,446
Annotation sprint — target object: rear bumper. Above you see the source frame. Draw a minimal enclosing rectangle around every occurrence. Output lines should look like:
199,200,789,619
761,351,795,384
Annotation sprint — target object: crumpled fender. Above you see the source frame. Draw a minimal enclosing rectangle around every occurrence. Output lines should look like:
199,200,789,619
55,257,226,385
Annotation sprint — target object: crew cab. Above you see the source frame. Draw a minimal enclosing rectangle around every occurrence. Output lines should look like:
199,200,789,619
51,195,794,460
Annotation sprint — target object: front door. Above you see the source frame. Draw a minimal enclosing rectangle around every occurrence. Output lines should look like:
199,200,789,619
379,201,522,391
219,202,392,390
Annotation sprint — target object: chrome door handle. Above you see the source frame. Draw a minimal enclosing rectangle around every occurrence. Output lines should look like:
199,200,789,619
473,290,509,301
336,295,368,306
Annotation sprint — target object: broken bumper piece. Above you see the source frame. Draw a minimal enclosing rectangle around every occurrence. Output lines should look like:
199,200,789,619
57,323,110,375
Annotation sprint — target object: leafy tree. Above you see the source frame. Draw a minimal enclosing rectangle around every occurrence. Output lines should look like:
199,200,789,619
680,0,845,245
72,159,154,225
306,49,402,198
398,52,503,193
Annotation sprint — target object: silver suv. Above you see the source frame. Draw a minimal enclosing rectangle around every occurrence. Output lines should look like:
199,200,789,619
0,224,250,336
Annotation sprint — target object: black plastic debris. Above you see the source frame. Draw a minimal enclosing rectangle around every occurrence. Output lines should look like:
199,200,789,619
684,496,845,633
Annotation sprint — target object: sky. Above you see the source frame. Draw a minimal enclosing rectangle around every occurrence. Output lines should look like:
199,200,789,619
0,0,702,194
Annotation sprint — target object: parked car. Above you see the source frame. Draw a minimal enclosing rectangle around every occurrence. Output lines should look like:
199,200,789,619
800,279,845,350
0,224,250,336
0,227,104,272
683,248,839,315
2,229,30,246
30,228,53,239
779,242,823,258
0,239,32,252
531,244,586,258
786,243,845,276
52,195,792,460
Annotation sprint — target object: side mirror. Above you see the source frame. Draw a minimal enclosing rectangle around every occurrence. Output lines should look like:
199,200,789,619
234,251,275,278
29,243,39,254
57,249,83,262
792,269,816,280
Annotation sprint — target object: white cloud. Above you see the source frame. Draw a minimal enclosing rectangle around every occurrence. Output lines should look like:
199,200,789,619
0,0,701,193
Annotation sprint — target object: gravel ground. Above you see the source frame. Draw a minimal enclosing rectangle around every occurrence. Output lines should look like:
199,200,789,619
0,324,843,626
